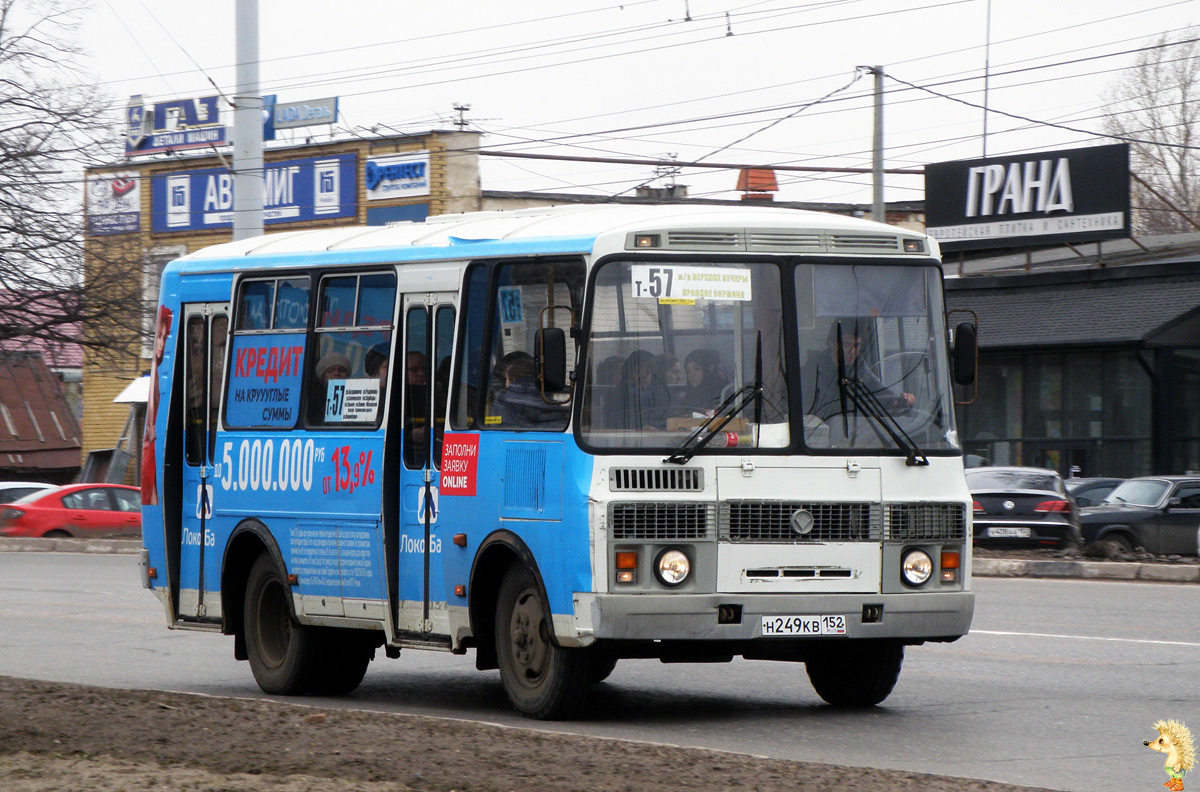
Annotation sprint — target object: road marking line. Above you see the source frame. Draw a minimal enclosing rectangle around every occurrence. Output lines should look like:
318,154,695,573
973,629,1200,647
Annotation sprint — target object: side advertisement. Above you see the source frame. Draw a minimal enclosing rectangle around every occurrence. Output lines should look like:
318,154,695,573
151,154,357,233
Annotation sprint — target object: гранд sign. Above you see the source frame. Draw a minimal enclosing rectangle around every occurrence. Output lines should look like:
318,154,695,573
924,143,1129,252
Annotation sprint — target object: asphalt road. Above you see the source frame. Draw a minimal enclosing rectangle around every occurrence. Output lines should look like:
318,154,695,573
1,552,1196,792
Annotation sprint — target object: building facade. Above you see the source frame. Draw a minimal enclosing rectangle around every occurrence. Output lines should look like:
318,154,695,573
947,251,1200,478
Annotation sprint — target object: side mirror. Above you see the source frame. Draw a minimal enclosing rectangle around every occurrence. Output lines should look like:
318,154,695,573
535,327,567,391
953,322,977,385
1167,497,1182,510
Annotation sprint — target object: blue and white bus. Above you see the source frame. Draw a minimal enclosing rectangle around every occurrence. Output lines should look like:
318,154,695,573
139,204,977,719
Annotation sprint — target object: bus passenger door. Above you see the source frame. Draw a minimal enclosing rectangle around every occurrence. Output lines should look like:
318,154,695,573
395,294,455,637
177,303,228,621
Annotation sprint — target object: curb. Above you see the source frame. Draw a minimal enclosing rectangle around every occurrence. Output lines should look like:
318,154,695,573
972,557,1200,583
0,537,141,555
3,538,1198,582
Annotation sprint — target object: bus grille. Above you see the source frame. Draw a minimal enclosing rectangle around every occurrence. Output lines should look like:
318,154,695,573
830,234,902,252
609,502,715,540
609,467,704,492
746,232,823,251
719,501,881,543
883,503,967,542
666,230,742,248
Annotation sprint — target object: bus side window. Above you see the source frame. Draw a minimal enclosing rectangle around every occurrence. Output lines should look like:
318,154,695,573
225,276,310,431
207,314,228,462
184,315,207,465
308,272,396,428
433,305,455,468
450,265,488,430
481,259,583,432
403,307,429,470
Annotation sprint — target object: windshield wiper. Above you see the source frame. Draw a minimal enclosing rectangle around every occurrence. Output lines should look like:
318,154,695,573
840,376,929,467
832,320,927,466
666,334,764,465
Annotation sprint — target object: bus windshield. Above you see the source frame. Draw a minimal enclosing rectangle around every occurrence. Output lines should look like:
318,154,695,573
579,259,957,455
580,259,789,451
797,263,956,453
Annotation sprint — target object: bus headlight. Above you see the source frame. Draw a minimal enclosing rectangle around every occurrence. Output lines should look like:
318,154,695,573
655,548,690,587
901,549,933,587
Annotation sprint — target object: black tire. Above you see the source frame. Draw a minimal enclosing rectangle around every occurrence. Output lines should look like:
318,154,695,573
806,640,904,707
43,529,71,538
309,629,374,696
1105,533,1135,554
495,565,592,719
243,553,320,695
589,649,619,684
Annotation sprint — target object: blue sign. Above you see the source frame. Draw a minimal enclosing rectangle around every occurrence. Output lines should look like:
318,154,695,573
126,94,227,157
151,154,357,232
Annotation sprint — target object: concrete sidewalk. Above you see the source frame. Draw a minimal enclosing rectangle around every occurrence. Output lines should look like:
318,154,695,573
3,537,1198,583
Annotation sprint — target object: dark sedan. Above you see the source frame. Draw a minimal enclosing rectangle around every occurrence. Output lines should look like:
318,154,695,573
1079,476,1200,555
967,466,1081,549
1064,477,1125,508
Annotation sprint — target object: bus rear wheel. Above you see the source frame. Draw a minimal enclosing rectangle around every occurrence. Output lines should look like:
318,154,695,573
244,553,319,695
805,640,904,707
309,629,374,696
495,565,591,719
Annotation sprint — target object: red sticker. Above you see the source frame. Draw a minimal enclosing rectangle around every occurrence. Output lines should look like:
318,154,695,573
440,434,479,496
724,432,739,447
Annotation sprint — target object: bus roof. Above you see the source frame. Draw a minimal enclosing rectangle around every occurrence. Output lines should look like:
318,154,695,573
177,203,935,270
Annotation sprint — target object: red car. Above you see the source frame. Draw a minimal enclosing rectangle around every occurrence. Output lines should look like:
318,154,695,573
0,484,141,538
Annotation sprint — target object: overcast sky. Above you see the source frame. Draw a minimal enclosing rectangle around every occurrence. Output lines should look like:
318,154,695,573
79,0,1196,205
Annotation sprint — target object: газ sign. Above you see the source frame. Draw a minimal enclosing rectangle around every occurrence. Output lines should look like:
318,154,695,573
925,143,1129,252
126,94,227,157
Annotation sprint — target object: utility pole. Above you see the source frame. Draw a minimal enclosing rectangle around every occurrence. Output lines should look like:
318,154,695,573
870,65,885,223
233,0,263,240
982,0,992,158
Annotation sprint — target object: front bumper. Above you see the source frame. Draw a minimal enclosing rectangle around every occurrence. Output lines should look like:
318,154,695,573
570,590,974,643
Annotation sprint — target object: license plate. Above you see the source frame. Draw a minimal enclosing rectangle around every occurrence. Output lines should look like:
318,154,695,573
987,526,1031,538
761,614,847,637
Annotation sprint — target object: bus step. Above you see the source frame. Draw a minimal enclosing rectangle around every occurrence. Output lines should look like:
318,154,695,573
391,631,453,651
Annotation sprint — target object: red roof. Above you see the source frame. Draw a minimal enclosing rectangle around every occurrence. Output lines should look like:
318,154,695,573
0,353,82,475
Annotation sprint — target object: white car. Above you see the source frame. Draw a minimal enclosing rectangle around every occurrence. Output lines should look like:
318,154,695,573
0,481,55,504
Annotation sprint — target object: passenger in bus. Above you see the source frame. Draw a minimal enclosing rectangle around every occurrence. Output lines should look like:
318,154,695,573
317,352,352,383
365,343,389,384
616,349,671,430
404,351,429,465
493,352,566,428
656,353,684,386
803,319,915,422
596,355,623,387
310,352,352,422
679,349,728,415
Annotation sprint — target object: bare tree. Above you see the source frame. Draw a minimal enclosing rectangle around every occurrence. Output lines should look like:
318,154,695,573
1103,29,1200,235
0,0,143,364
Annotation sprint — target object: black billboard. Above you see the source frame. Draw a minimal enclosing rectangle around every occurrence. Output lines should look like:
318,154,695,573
924,143,1129,252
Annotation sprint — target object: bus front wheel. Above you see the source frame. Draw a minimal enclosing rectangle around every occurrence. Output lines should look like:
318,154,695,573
805,640,904,707
495,565,591,719
244,553,319,695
